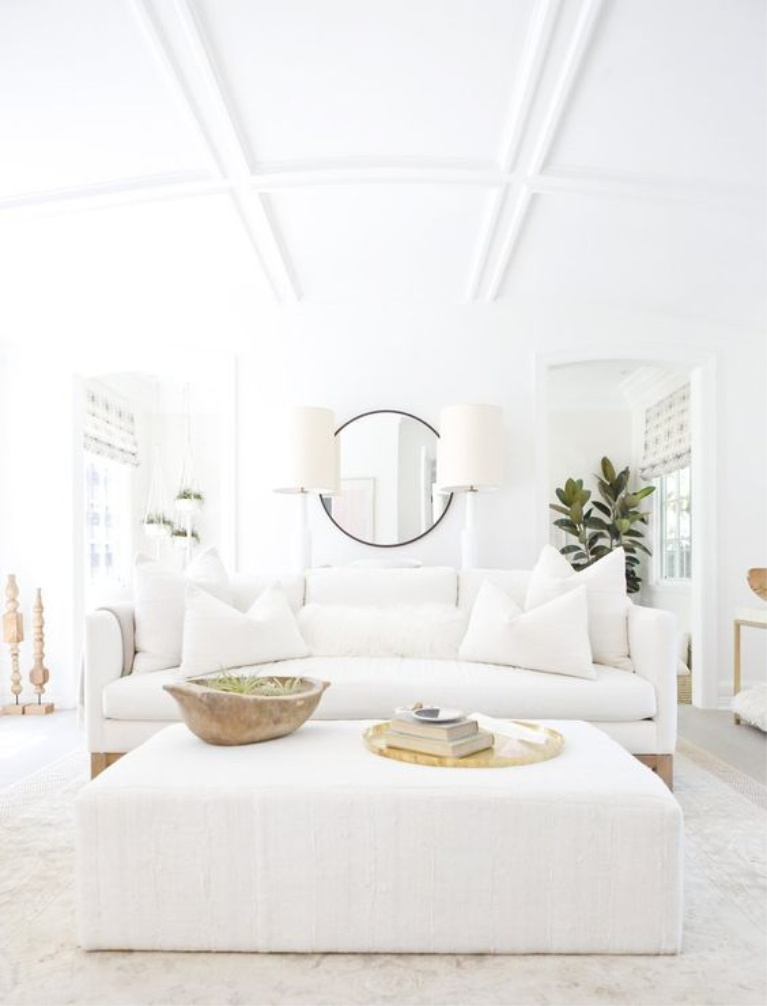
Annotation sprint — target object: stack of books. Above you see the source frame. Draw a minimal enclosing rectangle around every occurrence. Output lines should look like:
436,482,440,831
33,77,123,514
384,709,494,758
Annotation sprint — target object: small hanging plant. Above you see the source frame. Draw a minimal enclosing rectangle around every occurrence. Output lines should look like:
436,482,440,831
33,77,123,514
143,512,173,527
175,488,204,503
171,526,200,544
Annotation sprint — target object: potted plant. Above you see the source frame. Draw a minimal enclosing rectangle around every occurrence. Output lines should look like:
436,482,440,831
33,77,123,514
142,512,173,539
175,488,204,515
171,526,200,549
550,457,655,594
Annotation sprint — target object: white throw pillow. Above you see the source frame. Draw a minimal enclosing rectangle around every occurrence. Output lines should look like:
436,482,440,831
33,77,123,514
459,581,595,680
132,548,232,674
298,603,468,659
525,545,632,671
179,584,309,679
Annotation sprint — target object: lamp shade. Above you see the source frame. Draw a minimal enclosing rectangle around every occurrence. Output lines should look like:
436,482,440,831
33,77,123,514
436,404,504,492
272,406,339,494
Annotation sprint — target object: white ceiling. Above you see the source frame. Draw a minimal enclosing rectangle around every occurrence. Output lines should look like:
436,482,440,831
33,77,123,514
0,0,764,324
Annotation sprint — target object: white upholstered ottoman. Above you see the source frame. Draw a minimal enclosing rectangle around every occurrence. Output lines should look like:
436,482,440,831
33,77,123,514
75,721,683,954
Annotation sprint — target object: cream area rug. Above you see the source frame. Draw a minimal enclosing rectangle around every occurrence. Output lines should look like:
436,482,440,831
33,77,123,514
0,740,765,1006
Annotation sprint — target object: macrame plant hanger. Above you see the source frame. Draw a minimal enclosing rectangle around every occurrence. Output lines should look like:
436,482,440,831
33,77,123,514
175,384,202,566
143,380,171,559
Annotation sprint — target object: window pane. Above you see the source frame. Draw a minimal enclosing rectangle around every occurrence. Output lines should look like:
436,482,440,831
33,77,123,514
679,466,690,498
665,501,678,538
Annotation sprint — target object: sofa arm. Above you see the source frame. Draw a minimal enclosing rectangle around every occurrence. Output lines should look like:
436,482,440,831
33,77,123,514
84,609,133,752
628,603,677,753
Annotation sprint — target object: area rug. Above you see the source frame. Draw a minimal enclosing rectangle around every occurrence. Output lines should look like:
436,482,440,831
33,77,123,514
0,743,765,1006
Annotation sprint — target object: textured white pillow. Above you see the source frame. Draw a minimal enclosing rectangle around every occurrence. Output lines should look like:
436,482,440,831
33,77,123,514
298,603,468,659
460,581,595,680
179,584,309,679
525,545,632,671
132,549,232,674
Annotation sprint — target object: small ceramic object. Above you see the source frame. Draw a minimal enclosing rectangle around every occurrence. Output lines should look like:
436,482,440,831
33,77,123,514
747,567,767,601
164,676,330,746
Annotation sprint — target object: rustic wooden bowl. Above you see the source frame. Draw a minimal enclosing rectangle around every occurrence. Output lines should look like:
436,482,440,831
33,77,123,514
747,568,767,601
163,676,330,746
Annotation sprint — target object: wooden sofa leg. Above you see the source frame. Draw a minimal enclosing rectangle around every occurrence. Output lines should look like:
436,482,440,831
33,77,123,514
91,752,124,779
635,754,673,791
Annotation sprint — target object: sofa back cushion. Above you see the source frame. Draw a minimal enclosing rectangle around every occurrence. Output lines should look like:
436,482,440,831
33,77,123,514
298,603,467,659
458,569,530,610
230,573,305,614
305,567,457,607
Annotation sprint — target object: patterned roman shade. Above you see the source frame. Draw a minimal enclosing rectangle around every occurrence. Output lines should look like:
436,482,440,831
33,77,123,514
640,383,690,478
83,383,140,467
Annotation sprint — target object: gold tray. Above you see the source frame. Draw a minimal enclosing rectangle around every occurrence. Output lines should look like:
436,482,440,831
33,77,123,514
363,720,565,769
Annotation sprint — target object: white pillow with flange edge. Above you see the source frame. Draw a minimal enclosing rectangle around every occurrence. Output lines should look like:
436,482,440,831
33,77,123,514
132,548,232,674
459,580,595,680
525,545,632,671
178,583,310,679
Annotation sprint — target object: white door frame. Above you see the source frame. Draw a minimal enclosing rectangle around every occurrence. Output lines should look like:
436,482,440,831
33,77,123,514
534,347,718,709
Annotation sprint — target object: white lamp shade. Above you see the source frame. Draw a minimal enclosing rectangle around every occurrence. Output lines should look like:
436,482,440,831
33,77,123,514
437,404,504,492
272,406,339,494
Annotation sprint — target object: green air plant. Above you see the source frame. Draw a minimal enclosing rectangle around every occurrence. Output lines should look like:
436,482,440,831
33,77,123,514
171,526,200,543
199,673,304,697
550,457,656,594
144,512,173,528
176,488,205,502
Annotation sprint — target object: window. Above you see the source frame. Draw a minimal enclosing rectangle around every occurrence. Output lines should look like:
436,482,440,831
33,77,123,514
84,453,132,601
657,466,691,580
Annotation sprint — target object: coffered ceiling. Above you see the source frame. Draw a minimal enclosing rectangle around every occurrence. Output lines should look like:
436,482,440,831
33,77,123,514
0,0,764,325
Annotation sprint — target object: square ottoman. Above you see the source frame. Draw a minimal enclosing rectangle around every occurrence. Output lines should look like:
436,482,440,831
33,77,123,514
76,720,682,954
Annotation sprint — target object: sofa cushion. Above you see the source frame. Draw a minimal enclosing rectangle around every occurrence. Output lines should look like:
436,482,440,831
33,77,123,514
103,657,656,723
305,567,457,607
526,545,633,671
179,585,309,678
132,549,232,674
458,569,530,610
459,582,595,679
229,573,305,614
297,604,468,659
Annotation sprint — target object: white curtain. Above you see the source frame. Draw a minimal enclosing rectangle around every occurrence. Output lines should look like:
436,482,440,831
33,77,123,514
83,382,140,467
639,383,690,478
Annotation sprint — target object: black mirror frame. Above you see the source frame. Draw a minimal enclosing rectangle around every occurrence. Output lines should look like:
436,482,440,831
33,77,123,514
320,409,453,548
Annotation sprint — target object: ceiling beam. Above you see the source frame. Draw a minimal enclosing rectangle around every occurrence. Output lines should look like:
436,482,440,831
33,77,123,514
480,0,605,302
132,0,299,302
464,0,562,302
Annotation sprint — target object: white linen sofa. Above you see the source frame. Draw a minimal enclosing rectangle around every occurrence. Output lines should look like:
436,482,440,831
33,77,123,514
84,567,677,783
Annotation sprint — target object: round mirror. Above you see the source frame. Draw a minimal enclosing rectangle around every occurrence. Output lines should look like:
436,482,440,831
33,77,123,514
321,410,452,547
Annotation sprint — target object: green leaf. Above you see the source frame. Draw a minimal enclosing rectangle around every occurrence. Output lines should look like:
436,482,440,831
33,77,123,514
632,485,656,500
549,504,572,516
591,500,611,517
555,488,567,505
633,542,653,556
560,544,582,555
585,516,611,530
553,518,579,535
601,457,616,483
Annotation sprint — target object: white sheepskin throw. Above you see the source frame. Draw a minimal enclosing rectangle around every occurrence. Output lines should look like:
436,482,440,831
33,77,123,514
732,685,767,732
297,603,469,659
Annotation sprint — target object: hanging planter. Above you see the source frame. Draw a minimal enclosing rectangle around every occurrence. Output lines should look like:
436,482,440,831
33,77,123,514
175,488,205,515
143,512,173,539
171,526,200,550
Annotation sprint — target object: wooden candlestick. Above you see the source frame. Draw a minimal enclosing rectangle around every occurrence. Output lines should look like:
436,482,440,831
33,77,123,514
25,588,54,715
2,574,25,715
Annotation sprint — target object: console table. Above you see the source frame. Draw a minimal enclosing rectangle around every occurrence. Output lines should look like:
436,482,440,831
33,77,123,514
733,607,767,724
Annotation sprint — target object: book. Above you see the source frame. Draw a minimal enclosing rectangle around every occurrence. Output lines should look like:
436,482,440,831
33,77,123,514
384,728,494,759
390,715,479,742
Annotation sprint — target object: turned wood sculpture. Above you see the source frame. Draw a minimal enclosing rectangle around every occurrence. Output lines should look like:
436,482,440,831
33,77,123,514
2,574,24,715
26,588,54,714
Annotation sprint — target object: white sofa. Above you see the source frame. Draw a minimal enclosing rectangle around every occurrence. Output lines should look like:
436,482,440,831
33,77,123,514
84,567,677,783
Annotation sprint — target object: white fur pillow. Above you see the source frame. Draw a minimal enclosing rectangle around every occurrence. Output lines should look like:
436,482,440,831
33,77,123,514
460,581,595,680
525,545,632,671
297,603,468,659
179,584,309,679
133,548,232,674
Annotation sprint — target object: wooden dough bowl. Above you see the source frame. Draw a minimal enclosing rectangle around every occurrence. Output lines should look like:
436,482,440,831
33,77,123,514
164,676,330,746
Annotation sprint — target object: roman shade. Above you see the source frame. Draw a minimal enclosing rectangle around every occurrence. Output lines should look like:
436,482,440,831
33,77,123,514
83,383,139,467
639,383,691,478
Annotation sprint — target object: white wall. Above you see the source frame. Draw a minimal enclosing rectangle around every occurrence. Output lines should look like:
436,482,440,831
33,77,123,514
235,303,766,707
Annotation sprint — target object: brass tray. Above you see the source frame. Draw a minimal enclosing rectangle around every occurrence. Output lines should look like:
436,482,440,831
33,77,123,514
363,720,565,769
